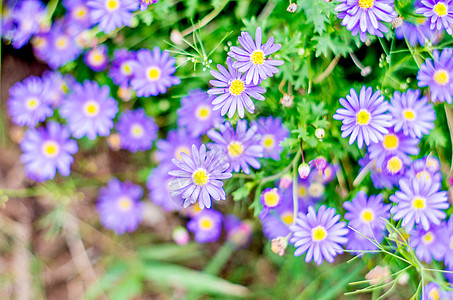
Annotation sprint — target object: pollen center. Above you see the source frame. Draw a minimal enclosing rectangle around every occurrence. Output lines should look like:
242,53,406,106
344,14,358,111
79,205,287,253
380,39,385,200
74,6,87,19
403,109,415,121
228,141,244,157
312,225,327,241
262,134,275,149
281,212,293,225
192,168,209,186
358,0,374,9
250,50,265,65
383,134,399,150
199,217,213,230
386,156,403,174
450,236,453,249
229,79,245,96
434,2,448,16
433,69,449,85
121,63,132,75
117,196,132,211
428,288,440,300
42,141,60,158
26,97,40,110
196,105,211,120
106,0,119,11
130,124,144,138
55,36,68,50
356,109,371,125
422,232,435,244
263,189,280,207
416,170,430,181
412,197,426,209
83,100,100,117
175,146,190,161
298,186,307,197
360,209,374,223
146,67,161,81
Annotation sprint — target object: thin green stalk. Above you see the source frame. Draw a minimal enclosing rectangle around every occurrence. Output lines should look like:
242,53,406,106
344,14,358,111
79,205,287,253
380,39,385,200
204,243,235,276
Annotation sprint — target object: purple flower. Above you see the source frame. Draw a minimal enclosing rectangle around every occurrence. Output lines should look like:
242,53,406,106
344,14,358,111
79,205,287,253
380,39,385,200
289,205,348,265
139,0,159,10
60,80,118,140
20,122,78,181
168,144,233,209
130,47,180,97
116,108,158,152
410,223,447,263
395,19,436,47
343,191,391,236
187,209,223,243
109,49,137,87
147,164,182,212
252,116,289,160
367,127,420,169
208,57,266,118
443,217,453,268
390,176,449,230
225,215,253,249
406,156,442,184
207,120,263,174
381,154,407,177
416,0,453,35
333,86,392,149
155,128,201,165
389,89,436,138
41,71,75,107
346,229,383,254
84,45,109,72
63,0,93,31
259,188,284,219
87,0,138,33
45,22,83,69
359,154,400,189
8,76,53,127
97,178,144,235
417,48,453,103
228,26,284,85
335,0,397,42
9,0,46,49
177,89,224,137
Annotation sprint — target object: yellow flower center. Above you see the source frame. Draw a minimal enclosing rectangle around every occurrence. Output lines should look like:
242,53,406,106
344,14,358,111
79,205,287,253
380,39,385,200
192,169,209,186
90,50,105,65
32,36,47,50
416,171,430,181
298,186,307,197
130,124,144,138
450,236,453,249
117,196,132,211
121,63,132,75
42,141,60,158
261,134,275,149
386,156,403,174
26,97,40,110
229,79,245,96
263,189,280,207
434,2,448,16
360,209,374,223
146,67,161,81
382,134,399,150
308,182,325,198
403,109,415,121
175,146,190,161
312,225,327,241
428,288,440,300
105,0,119,11
228,141,244,157
422,232,435,244
55,36,68,50
250,50,265,65
195,105,211,120
433,69,449,85
73,6,87,19
356,109,371,125
412,197,426,209
83,100,100,117
281,212,293,226
358,0,374,9
426,157,439,169
199,217,213,230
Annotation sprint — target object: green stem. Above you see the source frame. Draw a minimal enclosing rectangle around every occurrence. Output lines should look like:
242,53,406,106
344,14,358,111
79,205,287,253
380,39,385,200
204,243,235,276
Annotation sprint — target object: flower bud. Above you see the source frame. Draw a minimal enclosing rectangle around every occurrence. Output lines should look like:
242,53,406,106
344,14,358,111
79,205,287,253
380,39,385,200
312,156,327,172
365,265,391,285
280,93,294,108
314,128,325,140
107,133,121,151
172,226,190,245
298,163,311,179
287,3,297,12
271,237,288,256
279,173,292,189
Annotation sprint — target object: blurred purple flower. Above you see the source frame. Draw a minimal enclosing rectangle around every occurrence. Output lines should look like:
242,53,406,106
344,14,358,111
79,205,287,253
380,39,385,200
109,49,137,87
410,223,447,263
87,0,138,33
155,128,201,165
84,45,109,72
416,0,453,34
187,209,223,243
252,116,289,160
116,108,158,152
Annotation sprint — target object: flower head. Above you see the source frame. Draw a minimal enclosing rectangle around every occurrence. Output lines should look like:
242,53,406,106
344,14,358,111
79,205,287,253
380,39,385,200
416,0,453,35
289,205,348,265
63,0,93,31
228,26,284,85
84,45,109,72
116,108,158,152
381,154,407,177
259,188,284,219
87,0,138,33
109,49,137,87
155,128,201,165
395,19,436,47
208,57,266,118
252,116,289,160
406,156,443,184
333,86,392,149
8,0,46,49
187,209,223,243
97,178,144,234
168,144,232,209
410,223,447,263
139,0,159,10
41,71,75,107
147,164,182,212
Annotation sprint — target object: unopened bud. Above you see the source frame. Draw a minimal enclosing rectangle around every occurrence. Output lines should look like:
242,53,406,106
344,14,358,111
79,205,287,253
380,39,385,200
392,16,404,29
280,93,294,108
298,163,311,179
117,87,133,102
312,156,327,171
365,266,391,285
287,3,297,12
314,128,325,140
271,237,288,256
172,226,190,245
107,133,121,151
279,173,292,189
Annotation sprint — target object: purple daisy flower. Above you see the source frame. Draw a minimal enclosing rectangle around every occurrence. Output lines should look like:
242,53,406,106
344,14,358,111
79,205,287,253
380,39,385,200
443,217,453,268
422,282,453,300
207,57,266,118
130,47,180,97
8,76,53,127
389,89,436,138
359,154,400,189
187,209,223,243
20,122,78,181
343,191,391,236
289,205,348,265
96,178,144,235
416,0,453,35
9,0,46,49
417,48,453,103
333,86,392,149
41,71,75,108
87,0,138,33
406,156,443,184
207,120,263,174
395,19,436,47
228,26,284,85
116,108,158,152
346,229,383,254
390,176,449,230
335,0,397,42
139,0,159,10
63,0,93,31
155,128,201,165
252,116,289,160
109,49,137,87
177,89,224,137
84,45,109,72
259,187,284,219
367,127,420,169
168,144,233,209
381,154,407,177
45,22,83,69
31,31,51,62
60,80,118,140
410,223,447,263
147,164,182,212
